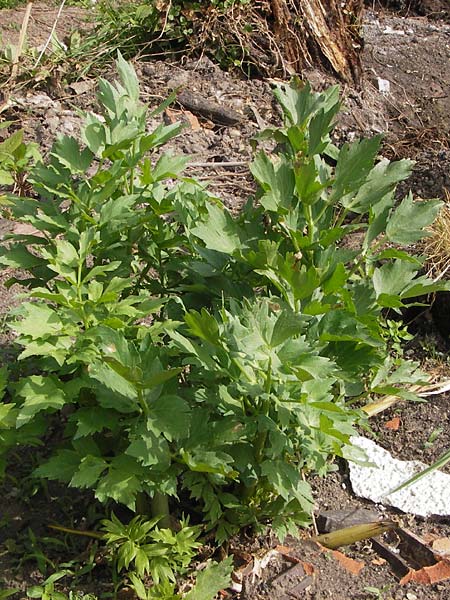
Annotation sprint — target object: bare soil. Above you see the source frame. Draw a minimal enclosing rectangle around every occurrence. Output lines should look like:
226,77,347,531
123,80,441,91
1,1,450,599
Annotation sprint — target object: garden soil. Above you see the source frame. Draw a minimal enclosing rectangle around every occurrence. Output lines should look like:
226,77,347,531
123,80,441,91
1,1,450,599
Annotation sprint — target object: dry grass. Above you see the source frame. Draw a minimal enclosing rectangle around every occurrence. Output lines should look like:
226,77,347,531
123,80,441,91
421,189,450,281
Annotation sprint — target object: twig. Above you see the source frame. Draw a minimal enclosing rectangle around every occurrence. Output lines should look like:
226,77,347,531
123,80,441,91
9,1,33,85
49,524,103,539
187,161,248,169
152,0,172,43
33,0,66,69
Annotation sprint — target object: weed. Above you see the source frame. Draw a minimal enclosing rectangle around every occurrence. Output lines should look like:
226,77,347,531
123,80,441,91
364,585,393,600
0,0,22,8
102,513,201,584
381,318,414,356
424,427,443,449
0,590,19,600
0,123,40,196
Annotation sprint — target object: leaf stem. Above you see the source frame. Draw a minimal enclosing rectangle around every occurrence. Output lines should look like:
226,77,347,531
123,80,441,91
137,388,149,417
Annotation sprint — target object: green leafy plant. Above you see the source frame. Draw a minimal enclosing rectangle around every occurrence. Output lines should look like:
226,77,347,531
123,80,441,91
0,123,40,195
103,514,233,600
380,318,414,356
129,556,233,600
0,590,19,600
0,0,22,8
26,571,92,600
0,58,446,555
363,585,393,600
102,513,201,584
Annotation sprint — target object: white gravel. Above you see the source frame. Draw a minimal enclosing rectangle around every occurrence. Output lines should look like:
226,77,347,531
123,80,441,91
349,436,450,517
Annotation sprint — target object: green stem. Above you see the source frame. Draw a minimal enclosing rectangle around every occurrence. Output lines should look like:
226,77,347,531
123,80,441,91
134,261,152,293
314,199,333,227
305,204,315,244
151,492,171,529
129,140,136,194
135,491,151,516
76,261,89,329
242,365,272,500
334,206,351,229
49,524,104,539
137,388,149,417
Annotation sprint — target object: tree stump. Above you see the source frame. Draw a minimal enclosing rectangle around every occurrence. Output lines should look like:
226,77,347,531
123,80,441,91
193,0,364,85
269,0,364,84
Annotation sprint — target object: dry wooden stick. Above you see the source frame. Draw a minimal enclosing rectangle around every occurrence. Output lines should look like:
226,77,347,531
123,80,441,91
33,0,66,69
187,161,248,169
9,1,34,86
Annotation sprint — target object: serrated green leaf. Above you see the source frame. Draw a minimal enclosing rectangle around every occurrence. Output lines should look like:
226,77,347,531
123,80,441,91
151,152,189,181
140,367,183,390
250,152,295,212
185,308,220,346
150,395,191,441
0,244,44,269
261,460,313,508
0,129,23,155
18,337,73,365
191,203,242,254
347,158,412,214
51,135,93,173
185,557,233,600
364,190,397,249
0,403,17,430
26,587,44,598
322,262,346,295
319,310,381,346
372,260,417,298
82,261,121,283
70,455,107,489
134,547,150,577
0,589,19,600
15,375,66,427
95,455,144,509
270,309,304,347
331,135,382,202
34,449,81,483
386,193,442,244
126,422,171,471
0,170,14,185
88,361,137,402
13,303,65,340
82,116,106,155
99,194,135,226
72,406,120,438
308,104,340,155
182,450,236,477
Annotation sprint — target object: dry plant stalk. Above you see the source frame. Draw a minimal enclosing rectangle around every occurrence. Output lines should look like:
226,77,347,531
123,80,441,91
9,1,34,85
363,378,450,417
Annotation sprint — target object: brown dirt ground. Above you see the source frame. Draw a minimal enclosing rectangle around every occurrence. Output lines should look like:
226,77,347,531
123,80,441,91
1,1,450,599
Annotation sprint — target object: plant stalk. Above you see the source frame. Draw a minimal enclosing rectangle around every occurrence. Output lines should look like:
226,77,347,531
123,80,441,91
151,491,171,529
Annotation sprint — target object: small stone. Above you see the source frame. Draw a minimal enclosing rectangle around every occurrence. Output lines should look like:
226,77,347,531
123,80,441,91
45,116,60,134
228,128,241,139
166,72,190,91
406,593,418,600
377,78,390,95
